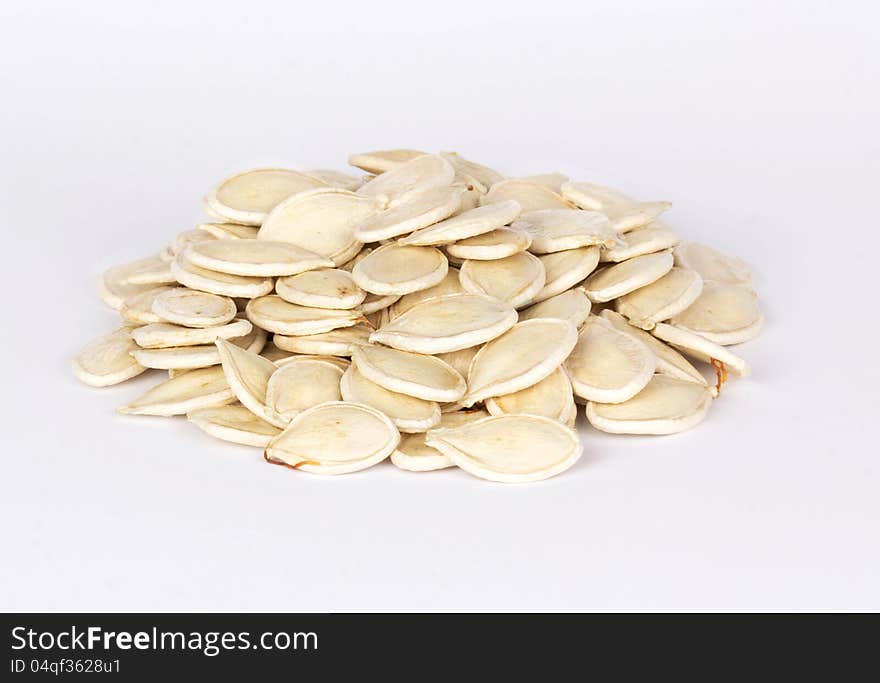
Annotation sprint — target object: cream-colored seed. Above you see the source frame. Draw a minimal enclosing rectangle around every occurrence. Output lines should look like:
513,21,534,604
77,150,762,482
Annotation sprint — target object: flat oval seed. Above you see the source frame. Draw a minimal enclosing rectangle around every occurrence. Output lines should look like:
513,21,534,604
265,359,343,423
257,188,380,265
120,285,176,325
130,326,266,369
131,318,252,348
673,242,753,286
172,251,274,298
100,257,169,310
340,364,441,433
399,199,521,246
352,345,466,402
615,266,704,330
353,185,462,242
151,288,237,328
185,240,333,277
669,282,763,345
118,366,235,416
464,318,578,406
73,327,146,387
273,324,372,356
124,258,175,285
602,201,672,234
204,168,328,225
348,149,427,174
518,288,592,328
600,310,709,388
445,227,531,260
532,247,601,304
651,322,751,377
586,374,713,435
187,404,281,447
601,223,680,262
265,402,400,475
582,250,674,302
425,414,582,483
512,209,618,253
215,338,286,427
391,408,490,472
276,268,366,309
480,179,572,212
459,251,546,308
561,181,634,210
246,295,364,336
370,293,517,354
351,243,448,296
357,154,455,208
564,316,655,403
485,367,574,422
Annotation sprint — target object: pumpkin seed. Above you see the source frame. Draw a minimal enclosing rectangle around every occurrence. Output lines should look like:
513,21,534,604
73,327,146,387
586,374,713,435
425,414,581,483
370,293,517,354
265,402,399,475
564,316,655,403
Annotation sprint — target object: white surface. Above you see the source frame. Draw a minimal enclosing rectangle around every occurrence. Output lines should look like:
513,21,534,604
2,0,878,612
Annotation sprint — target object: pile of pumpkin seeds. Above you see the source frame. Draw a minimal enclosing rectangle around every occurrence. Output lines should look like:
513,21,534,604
74,150,762,483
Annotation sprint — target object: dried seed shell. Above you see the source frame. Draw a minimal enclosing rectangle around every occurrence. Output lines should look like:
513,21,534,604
204,168,328,225
340,364,441,433
564,316,655,403
276,268,366,309
444,227,532,260
353,185,462,242
172,251,274,298
246,295,363,336
532,247,600,304
480,179,572,212
668,282,762,345
391,408,490,472
131,318,252,348
187,404,281,447
398,199,521,246
582,250,674,303
464,318,578,406
586,374,713,435
459,251,546,308
273,324,372,356
512,209,617,253
265,402,400,475
118,366,235,416
425,414,581,483
151,288,238,328
351,344,466,402
257,188,380,265
73,327,146,387
351,243,448,296
370,293,517,354
265,359,344,423
615,267,704,330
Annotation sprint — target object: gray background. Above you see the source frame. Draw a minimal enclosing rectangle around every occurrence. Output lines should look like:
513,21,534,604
2,0,878,611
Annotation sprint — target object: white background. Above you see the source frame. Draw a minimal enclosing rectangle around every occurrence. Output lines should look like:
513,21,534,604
2,0,878,611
